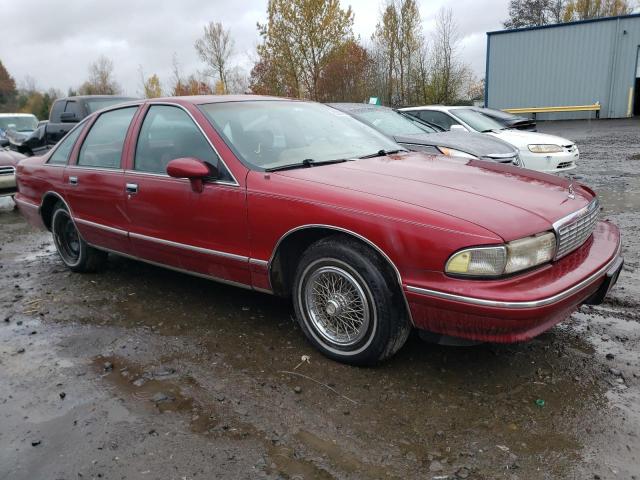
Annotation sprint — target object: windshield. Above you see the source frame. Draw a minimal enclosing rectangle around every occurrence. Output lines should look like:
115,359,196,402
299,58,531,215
354,109,436,136
200,101,403,170
0,115,38,132
85,98,135,113
453,109,505,132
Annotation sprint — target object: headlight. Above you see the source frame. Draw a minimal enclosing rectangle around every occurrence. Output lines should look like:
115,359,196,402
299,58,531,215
528,144,563,153
446,232,556,277
438,147,478,159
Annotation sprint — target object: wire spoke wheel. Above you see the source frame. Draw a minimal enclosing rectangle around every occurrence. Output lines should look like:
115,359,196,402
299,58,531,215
303,265,371,347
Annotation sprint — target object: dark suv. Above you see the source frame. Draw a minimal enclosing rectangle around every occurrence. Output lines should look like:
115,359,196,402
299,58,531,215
9,95,136,156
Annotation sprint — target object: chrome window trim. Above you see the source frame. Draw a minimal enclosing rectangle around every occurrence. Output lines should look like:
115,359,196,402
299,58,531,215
66,165,125,173
133,102,240,187
407,239,621,309
268,224,414,326
124,169,238,187
128,231,248,262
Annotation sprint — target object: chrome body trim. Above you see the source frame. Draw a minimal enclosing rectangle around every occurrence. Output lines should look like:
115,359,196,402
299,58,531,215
249,258,269,267
74,217,128,236
406,240,621,309
268,224,415,326
66,165,125,173
128,231,248,262
90,245,254,291
123,169,239,187
13,197,39,209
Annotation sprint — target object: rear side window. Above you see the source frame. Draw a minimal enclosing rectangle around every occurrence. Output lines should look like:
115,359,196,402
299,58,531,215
48,124,84,165
64,101,83,118
134,105,233,182
77,107,137,169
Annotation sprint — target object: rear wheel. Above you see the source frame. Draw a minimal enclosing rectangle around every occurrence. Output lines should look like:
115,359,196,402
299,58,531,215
292,236,411,365
51,204,107,272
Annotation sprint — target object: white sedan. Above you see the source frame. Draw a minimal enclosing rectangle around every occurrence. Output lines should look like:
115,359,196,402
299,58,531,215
400,106,578,174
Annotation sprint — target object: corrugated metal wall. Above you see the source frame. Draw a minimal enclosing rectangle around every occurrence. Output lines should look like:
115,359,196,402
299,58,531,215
486,15,640,120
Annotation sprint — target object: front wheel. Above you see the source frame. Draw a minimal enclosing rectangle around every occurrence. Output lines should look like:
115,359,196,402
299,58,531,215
51,204,107,272
293,236,411,366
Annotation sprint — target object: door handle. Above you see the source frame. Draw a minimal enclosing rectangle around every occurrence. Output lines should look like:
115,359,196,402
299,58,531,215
69,176,78,185
126,183,138,194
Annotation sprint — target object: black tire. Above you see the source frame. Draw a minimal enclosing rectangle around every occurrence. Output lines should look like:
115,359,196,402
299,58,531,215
51,203,107,272
292,235,411,366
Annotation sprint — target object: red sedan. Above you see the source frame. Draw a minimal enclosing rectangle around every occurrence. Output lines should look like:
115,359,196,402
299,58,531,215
14,96,623,365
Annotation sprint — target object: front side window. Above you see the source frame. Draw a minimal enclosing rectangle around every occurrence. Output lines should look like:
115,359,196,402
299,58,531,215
453,109,505,133
77,107,137,169
200,101,401,170
134,105,233,182
48,123,85,165
414,110,460,131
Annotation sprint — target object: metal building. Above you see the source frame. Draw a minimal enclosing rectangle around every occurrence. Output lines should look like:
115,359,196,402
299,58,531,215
485,13,640,120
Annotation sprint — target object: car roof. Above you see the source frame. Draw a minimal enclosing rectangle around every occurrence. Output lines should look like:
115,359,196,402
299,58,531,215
328,103,394,113
0,113,37,117
400,105,469,112
147,94,292,105
60,95,139,102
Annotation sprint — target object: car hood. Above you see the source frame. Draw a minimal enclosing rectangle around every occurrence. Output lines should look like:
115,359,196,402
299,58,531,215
0,149,26,167
487,129,574,149
393,130,517,159
275,152,592,241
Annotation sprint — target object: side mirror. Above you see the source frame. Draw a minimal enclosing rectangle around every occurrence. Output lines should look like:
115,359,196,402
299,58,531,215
166,157,213,193
449,124,467,132
60,112,79,123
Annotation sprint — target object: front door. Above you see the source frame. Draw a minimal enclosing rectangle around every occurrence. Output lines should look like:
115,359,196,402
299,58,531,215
124,104,250,286
64,106,139,253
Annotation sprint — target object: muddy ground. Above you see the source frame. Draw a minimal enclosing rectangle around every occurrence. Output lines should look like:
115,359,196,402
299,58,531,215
1,118,639,480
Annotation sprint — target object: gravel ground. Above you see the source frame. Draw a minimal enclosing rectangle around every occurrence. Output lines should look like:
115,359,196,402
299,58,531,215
1,118,639,480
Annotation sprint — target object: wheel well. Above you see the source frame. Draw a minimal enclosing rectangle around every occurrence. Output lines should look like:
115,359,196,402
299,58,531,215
40,194,62,231
269,228,405,309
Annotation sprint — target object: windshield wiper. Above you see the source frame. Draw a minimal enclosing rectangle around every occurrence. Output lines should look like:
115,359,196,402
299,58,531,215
358,149,405,159
264,158,350,172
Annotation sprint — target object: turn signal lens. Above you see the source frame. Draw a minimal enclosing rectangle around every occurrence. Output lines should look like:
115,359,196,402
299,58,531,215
438,147,478,159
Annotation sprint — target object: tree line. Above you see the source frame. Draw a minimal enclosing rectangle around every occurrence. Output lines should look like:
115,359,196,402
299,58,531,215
1,0,636,118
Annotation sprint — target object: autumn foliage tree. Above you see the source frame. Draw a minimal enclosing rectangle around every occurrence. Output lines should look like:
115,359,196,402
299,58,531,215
252,0,355,100
317,40,372,102
0,60,17,111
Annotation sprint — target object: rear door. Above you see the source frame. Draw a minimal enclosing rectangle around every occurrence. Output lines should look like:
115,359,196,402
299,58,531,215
123,103,251,286
64,106,139,253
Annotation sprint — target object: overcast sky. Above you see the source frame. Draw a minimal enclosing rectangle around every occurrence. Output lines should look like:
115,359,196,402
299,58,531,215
0,0,508,96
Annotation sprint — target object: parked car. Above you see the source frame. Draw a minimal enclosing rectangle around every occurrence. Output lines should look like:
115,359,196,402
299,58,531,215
401,106,578,173
472,107,537,131
0,113,39,148
329,103,520,165
9,95,136,156
15,96,622,365
0,148,25,199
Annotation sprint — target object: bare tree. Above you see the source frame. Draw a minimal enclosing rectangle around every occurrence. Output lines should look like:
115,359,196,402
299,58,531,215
430,8,468,104
78,56,121,95
195,22,234,94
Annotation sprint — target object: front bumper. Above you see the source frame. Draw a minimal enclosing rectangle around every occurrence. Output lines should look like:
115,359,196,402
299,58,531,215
519,148,579,173
405,220,621,343
0,173,17,197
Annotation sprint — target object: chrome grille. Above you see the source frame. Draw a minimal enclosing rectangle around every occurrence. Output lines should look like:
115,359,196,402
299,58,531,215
557,161,574,169
0,165,15,176
554,198,599,259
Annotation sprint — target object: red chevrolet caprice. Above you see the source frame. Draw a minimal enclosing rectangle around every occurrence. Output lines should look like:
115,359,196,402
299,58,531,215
14,96,623,365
